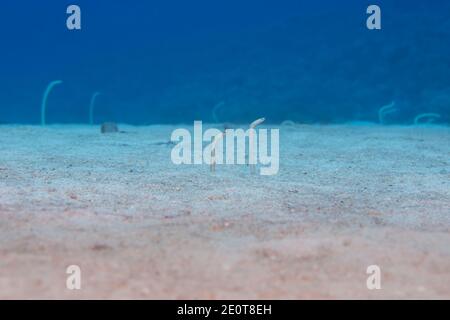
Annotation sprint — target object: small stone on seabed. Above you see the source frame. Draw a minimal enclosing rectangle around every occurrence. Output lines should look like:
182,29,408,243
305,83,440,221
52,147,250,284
101,122,119,134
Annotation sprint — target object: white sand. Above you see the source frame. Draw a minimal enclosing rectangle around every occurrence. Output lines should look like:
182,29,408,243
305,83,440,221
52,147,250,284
0,124,449,299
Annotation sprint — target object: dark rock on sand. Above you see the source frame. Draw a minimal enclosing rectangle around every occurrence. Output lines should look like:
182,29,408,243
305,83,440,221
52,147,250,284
101,122,119,134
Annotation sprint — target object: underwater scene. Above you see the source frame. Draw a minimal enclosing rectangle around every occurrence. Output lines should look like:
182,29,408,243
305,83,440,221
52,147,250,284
0,0,449,299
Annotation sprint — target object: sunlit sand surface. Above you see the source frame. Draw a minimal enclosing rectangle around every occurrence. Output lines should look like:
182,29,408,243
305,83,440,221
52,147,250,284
0,124,449,299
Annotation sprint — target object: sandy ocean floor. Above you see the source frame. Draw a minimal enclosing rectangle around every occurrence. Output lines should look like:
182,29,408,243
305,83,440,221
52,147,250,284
0,124,449,299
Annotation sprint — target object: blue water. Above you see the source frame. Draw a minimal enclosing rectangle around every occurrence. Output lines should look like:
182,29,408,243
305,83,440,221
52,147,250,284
0,1,449,125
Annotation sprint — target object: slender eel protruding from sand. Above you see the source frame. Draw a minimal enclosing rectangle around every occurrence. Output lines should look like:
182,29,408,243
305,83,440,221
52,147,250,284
249,117,265,174
281,120,296,127
212,101,226,123
210,131,225,173
378,101,397,125
413,113,441,125
41,80,63,126
250,117,265,129
89,92,101,125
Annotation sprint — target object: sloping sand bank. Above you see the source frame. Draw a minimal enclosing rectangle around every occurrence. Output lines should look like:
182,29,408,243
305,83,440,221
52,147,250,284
0,124,449,299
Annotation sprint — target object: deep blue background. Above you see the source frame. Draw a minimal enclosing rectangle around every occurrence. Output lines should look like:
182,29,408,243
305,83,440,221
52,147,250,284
0,1,449,124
